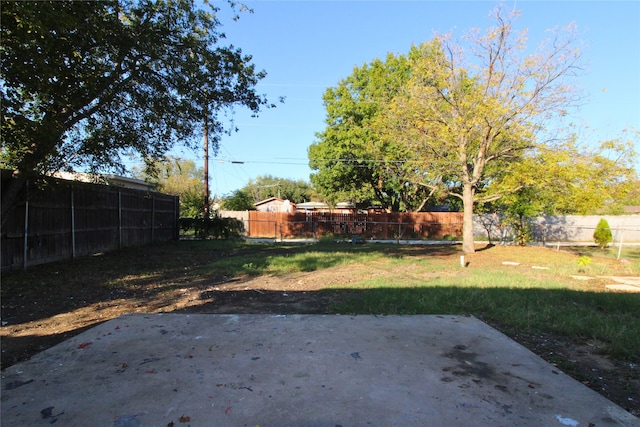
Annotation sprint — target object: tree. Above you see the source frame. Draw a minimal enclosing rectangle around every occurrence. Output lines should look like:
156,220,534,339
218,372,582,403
615,178,640,213
134,157,205,218
494,135,638,215
219,176,314,210
477,133,637,244
243,175,314,204
221,189,254,211
309,49,438,212
1,0,273,227
593,218,613,249
373,7,583,252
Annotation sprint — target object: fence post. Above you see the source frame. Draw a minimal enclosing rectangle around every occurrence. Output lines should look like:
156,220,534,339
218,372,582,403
617,230,623,260
174,196,180,240
71,188,76,259
151,194,155,243
313,220,317,242
118,190,122,248
23,194,29,270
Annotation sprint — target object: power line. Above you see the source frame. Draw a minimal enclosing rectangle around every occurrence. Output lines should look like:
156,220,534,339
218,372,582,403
214,158,421,166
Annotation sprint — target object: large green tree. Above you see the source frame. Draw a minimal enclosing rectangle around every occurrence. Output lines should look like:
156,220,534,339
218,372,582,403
1,0,272,226
309,48,438,212
372,8,583,252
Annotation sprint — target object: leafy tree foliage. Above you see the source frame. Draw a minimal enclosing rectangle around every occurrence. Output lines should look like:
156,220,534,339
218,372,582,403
1,0,272,225
221,189,254,211
493,135,638,215
243,175,314,204
311,7,637,251
478,132,637,244
615,179,640,213
220,175,314,210
312,7,585,252
134,157,205,218
309,49,436,211
593,218,613,249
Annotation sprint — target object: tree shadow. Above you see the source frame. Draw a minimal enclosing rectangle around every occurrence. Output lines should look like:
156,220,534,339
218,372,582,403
4,239,637,371
0,240,461,369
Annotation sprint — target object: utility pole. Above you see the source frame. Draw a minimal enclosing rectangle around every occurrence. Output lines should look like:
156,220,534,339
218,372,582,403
257,183,281,199
203,114,210,218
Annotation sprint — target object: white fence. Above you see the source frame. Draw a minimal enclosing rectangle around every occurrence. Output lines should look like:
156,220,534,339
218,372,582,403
474,214,640,243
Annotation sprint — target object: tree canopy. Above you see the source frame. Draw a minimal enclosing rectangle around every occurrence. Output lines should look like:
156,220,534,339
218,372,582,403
133,157,205,218
221,189,255,211
309,48,436,212
221,175,314,210
311,6,602,252
490,134,639,217
1,0,273,223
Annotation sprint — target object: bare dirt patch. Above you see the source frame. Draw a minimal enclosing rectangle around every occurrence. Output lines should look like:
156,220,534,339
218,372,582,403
1,241,638,416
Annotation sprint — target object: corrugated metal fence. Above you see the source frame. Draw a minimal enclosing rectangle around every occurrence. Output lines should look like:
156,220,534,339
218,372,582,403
2,176,179,270
248,211,464,240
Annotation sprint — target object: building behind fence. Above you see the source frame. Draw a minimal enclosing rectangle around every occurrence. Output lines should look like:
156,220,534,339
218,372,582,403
1,174,179,270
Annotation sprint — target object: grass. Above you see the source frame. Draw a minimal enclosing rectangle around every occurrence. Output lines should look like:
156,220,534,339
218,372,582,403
194,240,406,277
332,284,639,358
4,240,639,361
202,241,639,361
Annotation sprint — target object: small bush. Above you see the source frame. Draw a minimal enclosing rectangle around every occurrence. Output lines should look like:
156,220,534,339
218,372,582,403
593,218,613,249
577,256,591,272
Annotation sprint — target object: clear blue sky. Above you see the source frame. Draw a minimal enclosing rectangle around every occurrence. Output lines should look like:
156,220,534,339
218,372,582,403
170,0,640,198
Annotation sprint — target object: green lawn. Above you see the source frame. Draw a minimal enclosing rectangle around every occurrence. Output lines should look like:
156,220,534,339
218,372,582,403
201,240,640,360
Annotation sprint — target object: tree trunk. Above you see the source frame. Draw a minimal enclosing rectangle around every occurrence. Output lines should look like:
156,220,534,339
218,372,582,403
462,182,475,253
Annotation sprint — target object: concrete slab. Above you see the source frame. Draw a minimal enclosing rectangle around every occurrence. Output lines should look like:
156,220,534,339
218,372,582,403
2,314,638,427
605,284,640,293
601,276,640,287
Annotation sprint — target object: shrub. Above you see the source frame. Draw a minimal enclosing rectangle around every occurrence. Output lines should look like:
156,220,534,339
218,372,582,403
593,218,613,249
577,256,591,272
180,216,244,239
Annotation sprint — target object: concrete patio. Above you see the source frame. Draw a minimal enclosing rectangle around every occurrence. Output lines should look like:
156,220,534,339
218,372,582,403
2,314,638,426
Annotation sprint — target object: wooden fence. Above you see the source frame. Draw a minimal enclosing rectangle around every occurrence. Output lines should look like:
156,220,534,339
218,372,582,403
1,176,179,270
248,211,463,240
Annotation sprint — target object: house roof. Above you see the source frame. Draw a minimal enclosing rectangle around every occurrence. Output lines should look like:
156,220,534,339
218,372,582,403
335,202,356,209
254,197,295,207
296,201,330,210
50,171,157,191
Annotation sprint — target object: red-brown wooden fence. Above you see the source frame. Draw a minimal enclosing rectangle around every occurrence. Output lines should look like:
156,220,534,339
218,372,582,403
248,211,463,240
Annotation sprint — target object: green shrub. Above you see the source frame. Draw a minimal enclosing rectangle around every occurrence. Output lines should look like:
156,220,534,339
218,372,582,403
180,216,244,239
577,256,591,272
593,218,612,249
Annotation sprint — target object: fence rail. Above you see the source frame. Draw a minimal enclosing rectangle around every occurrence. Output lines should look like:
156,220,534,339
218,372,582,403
1,175,179,270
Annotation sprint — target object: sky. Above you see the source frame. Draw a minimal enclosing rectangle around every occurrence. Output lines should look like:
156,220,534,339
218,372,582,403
167,0,640,198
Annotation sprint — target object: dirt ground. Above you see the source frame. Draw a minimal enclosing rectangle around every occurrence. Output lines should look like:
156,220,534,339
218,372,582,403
1,241,638,417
